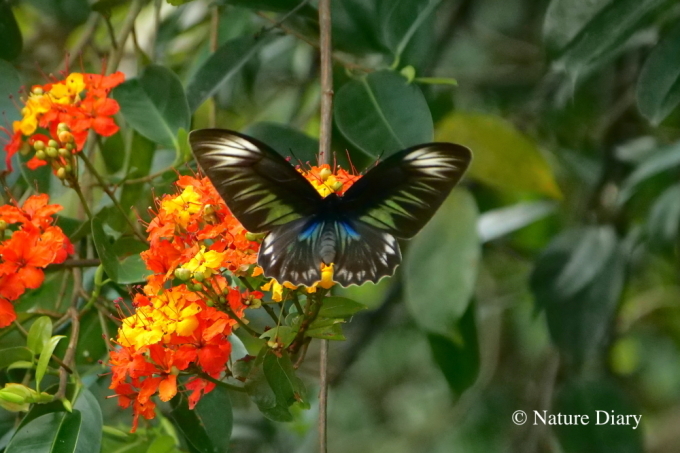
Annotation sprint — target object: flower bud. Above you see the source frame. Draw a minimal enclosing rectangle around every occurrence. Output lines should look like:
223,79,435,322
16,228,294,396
330,181,343,192
193,272,205,282
218,296,226,304
245,232,266,242
46,147,58,158
63,164,72,173
0,220,7,231
319,167,332,180
56,168,67,179
204,204,215,215
206,299,214,307
32,87,44,95
58,148,70,157
48,139,59,148
57,122,70,132
33,140,45,151
35,150,47,160
267,340,280,349
174,268,191,281
191,283,204,291
58,131,73,144
65,143,74,151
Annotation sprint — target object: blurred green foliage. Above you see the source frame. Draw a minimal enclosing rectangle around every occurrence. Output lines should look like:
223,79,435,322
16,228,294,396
1,0,680,452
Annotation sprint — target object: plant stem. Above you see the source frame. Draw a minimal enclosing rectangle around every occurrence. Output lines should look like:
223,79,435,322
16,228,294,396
107,0,145,75
197,371,248,393
317,0,333,451
71,180,94,221
78,152,147,243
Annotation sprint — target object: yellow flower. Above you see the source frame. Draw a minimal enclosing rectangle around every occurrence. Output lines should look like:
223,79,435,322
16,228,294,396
261,279,297,302
318,263,335,289
161,185,203,228
118,289,203,349
181,246,226,279
49,73,86,103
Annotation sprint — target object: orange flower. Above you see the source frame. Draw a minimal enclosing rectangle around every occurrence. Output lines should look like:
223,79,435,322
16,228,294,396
0,195,72,328
1,71,124,173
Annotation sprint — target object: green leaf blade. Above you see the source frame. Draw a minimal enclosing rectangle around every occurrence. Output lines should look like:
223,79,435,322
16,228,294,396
637,23,680,125
27,317,53,356
186,35,268,112
404,189,480,337
113,65,190,149
335,70,433,157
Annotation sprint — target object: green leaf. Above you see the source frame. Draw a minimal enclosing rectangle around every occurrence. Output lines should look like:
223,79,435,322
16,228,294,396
542,0,611,55
91,218,119,282
477,201,557,243
7,361,34,371
552,0,670,79
404,189,480,338
305,323,346,340
378,0,442,58
225,0,311,13
147,435,179,453
263,350,308,409
35,336,65,391
436,112,562,198
0,59,22,126
427,301,480,395
15,384,80,430
618,140,680,203
75,310,112,366
244,122,320,163
531,226,624,366
260,326,296,347
119,132,157,215
0,347,34,369
27,316,52,356
245,365,293,422
637,23,680,125
335,70,433,157
113,65,190,149
0,2,23,61
117,254,152,285
72,389,103,453
414,77,458,86
646,183,680,247
6,411,81,453
318,297,367,318
554,379,643,453
186,35,268,112
331,0,385,55
169,385,232,453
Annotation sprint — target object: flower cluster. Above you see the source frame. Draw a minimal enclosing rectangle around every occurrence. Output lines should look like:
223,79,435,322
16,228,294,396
109,163,361,430
109,175,263,431
2,72,124,176
0,195,73,328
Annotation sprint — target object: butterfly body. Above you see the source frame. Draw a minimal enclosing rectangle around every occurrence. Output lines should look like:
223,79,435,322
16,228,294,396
189,129,472,287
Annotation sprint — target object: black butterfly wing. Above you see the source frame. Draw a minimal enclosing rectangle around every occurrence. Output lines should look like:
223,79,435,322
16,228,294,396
258,216,401,287
339,143,472,239
189,129,323,233
331,220,401,286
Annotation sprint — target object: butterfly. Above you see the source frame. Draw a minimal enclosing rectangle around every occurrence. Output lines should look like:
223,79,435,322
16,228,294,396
189,129,472,287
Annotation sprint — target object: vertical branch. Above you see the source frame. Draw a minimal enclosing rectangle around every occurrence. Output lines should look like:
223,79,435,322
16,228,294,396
317,1,333,452
209,6,221,128
318,0,333,168
106,0,145,75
